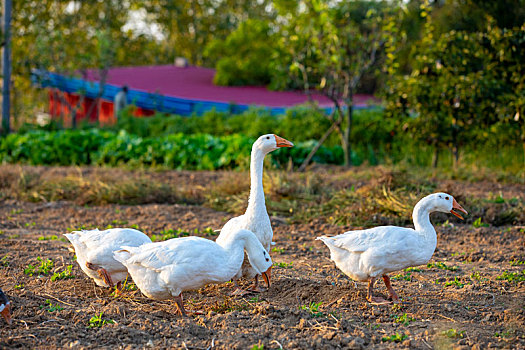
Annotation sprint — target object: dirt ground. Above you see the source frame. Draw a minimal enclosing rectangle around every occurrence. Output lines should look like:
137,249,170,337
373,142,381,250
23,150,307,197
0,169,524,349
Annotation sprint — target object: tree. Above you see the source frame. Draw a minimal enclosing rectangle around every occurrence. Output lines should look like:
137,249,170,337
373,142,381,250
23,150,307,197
272,0,401,168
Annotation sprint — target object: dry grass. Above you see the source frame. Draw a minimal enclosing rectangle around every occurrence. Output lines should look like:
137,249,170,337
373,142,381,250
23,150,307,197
1,164,524,227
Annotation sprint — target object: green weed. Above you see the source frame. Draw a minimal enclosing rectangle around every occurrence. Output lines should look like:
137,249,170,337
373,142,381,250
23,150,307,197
404,267,421,272
87,312,114,328
40,299,63,312
273,262,293,269
300,302,324,317
427,262,458,271
382,333,408,342
472,217,489,228
14,284,24,290
38,235,59,241
443,277,466,288
24,222,36,227
392,272,412,281
496,271,525,283
271,247,284,253
0,255,9,267
509,259,525,266
24,257,54,276
442,328,465,338
51,265,74,281
393,313,415,326
250,344,264,350
151,228,191,241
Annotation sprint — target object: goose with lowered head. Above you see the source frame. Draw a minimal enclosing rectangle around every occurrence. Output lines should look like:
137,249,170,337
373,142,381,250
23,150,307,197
64,228,151,292
317,193,468,304
216,134,293,293
114,229,272,316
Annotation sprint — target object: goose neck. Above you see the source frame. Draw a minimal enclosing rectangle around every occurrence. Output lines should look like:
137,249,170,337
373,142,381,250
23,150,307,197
219,236,248,274
412,200,437,244
246,148,267,217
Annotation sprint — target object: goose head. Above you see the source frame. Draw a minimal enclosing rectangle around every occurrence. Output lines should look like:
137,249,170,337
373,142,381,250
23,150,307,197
428,193,468,219
0,288,12,325
253,134,293,155
246,246,273,288
237,229,273,287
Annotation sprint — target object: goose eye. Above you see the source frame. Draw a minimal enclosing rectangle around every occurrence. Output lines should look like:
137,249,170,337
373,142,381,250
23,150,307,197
445,196,449,200
266,136,270,140
265,258,269,262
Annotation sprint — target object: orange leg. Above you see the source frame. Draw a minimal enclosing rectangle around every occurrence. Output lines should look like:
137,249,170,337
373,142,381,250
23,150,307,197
382,275,400,302
86,262,114,288
174,293,187,317
247,275,267,293
366,277,390,304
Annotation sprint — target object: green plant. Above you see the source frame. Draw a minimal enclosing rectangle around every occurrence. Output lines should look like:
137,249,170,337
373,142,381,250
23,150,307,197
442,328,465,339
51,265,74,281
41,299,63,312
404,267,421,272
87,312,114,328
510,259,525,266
300,302,324,317
38,235,58,241
443,277,466,288
496,271,525,283
382,333,408,342
273,262,293,269
427,262,458,271
393,313,415,326
271,247,284,253
250,344,264,350
0,255,9,267
14,284,24,290
472,217,489,228
392,272,412,281
24,257,54,276
151,228,191,242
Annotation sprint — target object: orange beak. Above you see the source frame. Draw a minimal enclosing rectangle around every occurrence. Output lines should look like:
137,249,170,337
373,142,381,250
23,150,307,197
274,135,294,148
450,198,468,220
1,304,12,325
262,267,272,288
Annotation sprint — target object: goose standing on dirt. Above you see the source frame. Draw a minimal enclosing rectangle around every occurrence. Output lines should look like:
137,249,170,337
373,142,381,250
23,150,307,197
114,229,272,316
216,134,293,294
64,228,151,292
0,288,12,325
317,193,468,304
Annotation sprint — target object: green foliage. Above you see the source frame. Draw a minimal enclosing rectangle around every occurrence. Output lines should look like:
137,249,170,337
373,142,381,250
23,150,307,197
472,217,489,228
24,257,54,276
51,265,74,282
496,271,525,283
273,262,293,269
300,302,324,317
205,20,275,86
38,235,59,241
382,333,408,342
427,262,458,271
87,312,114,328
393,313,415,326
442,328,465,339
443,277,466,288
41,299,64,312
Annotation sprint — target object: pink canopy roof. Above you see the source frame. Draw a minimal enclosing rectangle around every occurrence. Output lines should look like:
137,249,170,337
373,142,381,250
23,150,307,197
86,65,375,108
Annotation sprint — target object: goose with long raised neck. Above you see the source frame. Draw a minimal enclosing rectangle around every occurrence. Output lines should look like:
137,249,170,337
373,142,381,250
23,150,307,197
114,229,273,316
64,228,151,293
215,134,293,294
317,193,468,304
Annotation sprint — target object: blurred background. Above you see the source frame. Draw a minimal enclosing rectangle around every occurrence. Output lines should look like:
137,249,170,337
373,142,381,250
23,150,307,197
0,0,524,174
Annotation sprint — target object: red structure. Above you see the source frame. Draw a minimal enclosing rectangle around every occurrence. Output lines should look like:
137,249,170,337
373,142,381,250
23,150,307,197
40,65,377,125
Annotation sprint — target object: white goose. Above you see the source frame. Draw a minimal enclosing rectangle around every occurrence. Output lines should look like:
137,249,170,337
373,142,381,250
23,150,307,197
113,229,272,316
215,134,293,293
317,193,468,304
64,228,151,291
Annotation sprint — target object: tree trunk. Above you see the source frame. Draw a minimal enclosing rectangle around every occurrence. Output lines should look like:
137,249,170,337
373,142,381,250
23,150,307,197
342,95,354,167
432,146,439,168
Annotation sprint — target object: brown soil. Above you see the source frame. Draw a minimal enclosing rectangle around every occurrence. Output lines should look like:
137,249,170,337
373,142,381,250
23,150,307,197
1,170,524,349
